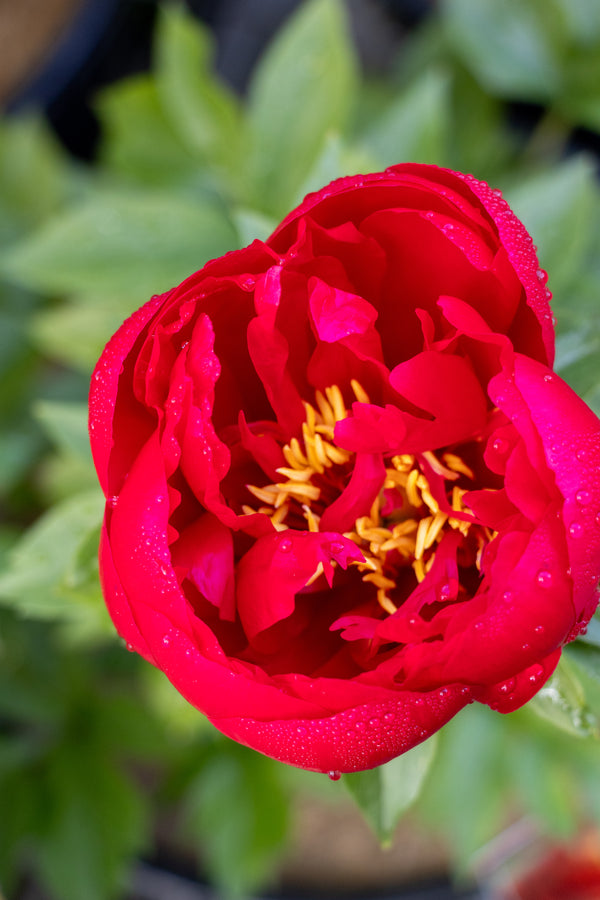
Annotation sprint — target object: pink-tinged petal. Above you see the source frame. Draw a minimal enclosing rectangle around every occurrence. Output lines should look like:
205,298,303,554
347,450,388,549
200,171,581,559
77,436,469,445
330,614,380,643
334,402,408,454
399,506,574,691
172,513,235,620
465,488,520,533
511,354,600,623
503,438,553,524
308,278,379,343
417,210,495,270
211,685,470,773
236,531,363,642
237,412,284,482
389,350,487,451
99,521,156,663
89,292,166,495
246,266,306,437
108,432,326,721
453,171,554,365
476,648,562,713
320,452,386,533
374,532,462,645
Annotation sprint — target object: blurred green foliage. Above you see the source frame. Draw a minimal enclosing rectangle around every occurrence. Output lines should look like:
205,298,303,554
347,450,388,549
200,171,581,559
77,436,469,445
2,0,600,896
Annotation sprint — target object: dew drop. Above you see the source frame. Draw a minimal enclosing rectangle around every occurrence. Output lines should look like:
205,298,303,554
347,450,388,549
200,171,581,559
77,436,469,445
369,718,380,727
529,663,544,684
492,437,508,454
108,495,119,508
296,726,307,736
576,490,591,505
328,770,342,781
543,374,553,383
522,643,530,652
125,642,134,653
279,538,292,553
162,635,170,647
329,541,345,555
502,590,513,603
535,625,545,635
569,521,583,539
536,569,552,588
439,583,452,600
383,712,395,723
498,678,516,695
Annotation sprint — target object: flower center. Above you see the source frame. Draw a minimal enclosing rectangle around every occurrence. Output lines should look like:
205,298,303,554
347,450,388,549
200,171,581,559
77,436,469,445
244,383,493,615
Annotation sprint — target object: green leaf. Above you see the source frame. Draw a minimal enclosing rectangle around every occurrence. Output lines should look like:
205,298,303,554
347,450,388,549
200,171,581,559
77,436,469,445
529,655,599,738
96,75,198,187
30,298,126,373
360,69,451,169
36,746,148,900
232,208,277,247
155,6,241,172
182,743,289,895
293,132,376,204
0,489,105,626
0,188,238,303
345,736,438,845
246,0,357,216
503,156,597,301
0,114,69,243
553,0,600,45
32,401,90,461
442,0,562,102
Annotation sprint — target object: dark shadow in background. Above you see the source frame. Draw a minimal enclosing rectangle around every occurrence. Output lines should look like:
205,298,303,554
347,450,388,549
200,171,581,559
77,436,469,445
7,0,433,160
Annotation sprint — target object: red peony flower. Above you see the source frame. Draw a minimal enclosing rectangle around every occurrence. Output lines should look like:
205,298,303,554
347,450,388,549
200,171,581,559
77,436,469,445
89,164,600,773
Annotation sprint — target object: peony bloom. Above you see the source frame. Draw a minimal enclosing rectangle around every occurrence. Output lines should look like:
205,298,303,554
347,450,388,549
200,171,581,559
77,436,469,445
90,164,600,773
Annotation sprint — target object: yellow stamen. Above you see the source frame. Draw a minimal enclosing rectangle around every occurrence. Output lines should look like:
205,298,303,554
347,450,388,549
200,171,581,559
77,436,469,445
442,452,475,480
351,379,370,404
244,382,495,616
306,561,325,586
406,468,423,508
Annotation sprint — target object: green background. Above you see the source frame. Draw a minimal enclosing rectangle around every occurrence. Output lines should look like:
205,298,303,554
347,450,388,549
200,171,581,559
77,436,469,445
2,1,600,896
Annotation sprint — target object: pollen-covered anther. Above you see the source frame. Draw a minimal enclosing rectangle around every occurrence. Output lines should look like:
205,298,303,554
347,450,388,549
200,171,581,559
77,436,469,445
244,382,494,611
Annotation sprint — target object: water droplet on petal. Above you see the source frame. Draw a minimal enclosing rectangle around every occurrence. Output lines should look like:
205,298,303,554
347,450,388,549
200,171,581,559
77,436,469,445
279,538,292,553
383,712,395,723
440,583,451,600
529,663,544,684
576,490,591,505
536,569,552,588
328,770,342,781
543,374,553,383
569,521,583,539
498,678,516,695
534,625,545,635
492,437,509,454
108,495,119,508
